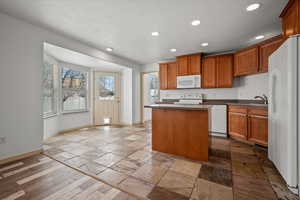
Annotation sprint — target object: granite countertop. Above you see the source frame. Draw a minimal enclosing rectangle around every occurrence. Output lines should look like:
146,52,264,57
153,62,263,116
156,99,268,108
144,104,212,110
225,103,268,108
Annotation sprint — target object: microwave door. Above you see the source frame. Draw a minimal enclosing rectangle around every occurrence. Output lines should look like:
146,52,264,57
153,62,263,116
177,78,193,88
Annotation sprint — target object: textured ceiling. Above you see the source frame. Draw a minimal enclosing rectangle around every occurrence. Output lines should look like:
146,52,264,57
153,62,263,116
0,0,288,64
44,43,126,72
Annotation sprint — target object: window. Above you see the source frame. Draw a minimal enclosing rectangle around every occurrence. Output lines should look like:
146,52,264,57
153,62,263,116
61,67,88,112
97,75,115,100
43,61,57,116
148,73,160,102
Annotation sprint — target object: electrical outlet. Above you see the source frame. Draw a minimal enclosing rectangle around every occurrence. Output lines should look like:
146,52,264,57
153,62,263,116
0,137,6,144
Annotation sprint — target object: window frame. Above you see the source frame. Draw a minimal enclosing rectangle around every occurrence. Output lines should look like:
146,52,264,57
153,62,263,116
42,58,58,118
60,65,89,114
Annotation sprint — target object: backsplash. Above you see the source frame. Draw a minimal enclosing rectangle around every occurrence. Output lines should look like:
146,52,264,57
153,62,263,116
160,73,268,100
141,63,269,101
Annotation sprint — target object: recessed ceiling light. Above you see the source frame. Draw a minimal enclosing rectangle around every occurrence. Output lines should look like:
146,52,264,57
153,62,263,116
246,3,260,11
255,35,264,40
106,47,113,52
170,48,177,52
201,43,209,47
151,32,159,36
191,20,201,26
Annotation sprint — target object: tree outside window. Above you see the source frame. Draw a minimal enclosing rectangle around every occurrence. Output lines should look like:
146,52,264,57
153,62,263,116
43,62,57,116
61,67,88,112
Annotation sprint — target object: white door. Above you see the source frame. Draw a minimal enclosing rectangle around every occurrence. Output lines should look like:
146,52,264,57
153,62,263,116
94,72,120,125
268,37,298,189
142,72,159,122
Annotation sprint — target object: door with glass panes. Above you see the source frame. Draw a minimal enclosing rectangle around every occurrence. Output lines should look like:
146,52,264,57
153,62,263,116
94,72,120,125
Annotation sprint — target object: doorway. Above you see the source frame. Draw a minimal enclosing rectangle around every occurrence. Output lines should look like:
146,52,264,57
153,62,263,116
141,72,160,123
94,72,120,125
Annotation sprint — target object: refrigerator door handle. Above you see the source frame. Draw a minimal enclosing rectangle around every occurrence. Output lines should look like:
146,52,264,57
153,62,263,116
270,74,276,114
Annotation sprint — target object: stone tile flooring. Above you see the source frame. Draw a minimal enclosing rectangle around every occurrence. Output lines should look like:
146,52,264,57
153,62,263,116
43,124,299,200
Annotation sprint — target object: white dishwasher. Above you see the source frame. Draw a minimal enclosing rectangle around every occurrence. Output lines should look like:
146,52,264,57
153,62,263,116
209,105,227,137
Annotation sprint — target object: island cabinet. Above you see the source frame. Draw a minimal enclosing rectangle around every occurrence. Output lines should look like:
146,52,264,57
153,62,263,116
202,54,233,88
259,35,284,73
280,0,300,38
151,106,209,161
234,46,259,76
228,105,268,146
176,53,202,76
159,61,177,90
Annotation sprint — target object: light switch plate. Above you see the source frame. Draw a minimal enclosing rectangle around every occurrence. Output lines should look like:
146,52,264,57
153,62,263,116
0,137,6,144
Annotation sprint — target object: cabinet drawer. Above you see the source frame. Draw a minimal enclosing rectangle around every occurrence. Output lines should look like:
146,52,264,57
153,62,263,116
248,107,268,116
228,106,247,114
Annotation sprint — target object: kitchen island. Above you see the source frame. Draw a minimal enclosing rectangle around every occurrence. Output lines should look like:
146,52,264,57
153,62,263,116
145,104,211,161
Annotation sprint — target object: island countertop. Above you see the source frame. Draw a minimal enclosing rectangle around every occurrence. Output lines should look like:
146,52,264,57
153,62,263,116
144,104,212,110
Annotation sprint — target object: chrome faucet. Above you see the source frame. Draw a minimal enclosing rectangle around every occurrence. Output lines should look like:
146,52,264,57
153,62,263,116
255,94,268,104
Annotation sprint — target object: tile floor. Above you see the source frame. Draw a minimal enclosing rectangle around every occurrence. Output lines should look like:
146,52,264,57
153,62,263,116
43,124,299,200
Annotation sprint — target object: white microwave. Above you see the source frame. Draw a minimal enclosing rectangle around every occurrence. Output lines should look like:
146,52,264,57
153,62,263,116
176,75,201,89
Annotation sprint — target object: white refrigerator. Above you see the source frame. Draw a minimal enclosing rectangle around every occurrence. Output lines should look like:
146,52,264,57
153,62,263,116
269,35,300,195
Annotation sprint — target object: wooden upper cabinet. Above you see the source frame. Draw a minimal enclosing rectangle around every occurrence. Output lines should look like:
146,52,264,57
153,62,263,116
216,54,233,88
280,0,300,38
202,54,233,88
202,56,217,88
189,54,202,75
177,56,189,76
167,62,177,89
177,53,202,76
259,35,284,72
234,46,259,76
159,63,168,90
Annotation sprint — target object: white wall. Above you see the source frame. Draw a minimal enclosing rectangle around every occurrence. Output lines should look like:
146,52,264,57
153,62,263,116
0,12,141,160
141,62,269,101
133,69,141,123
120,68,133,125
141,63,159,73
43,58,94,140
237,73,269,99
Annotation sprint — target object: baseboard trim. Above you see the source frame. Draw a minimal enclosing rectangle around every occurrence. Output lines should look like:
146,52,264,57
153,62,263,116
115,122,143,126
0,149,43,165
58,125,94,134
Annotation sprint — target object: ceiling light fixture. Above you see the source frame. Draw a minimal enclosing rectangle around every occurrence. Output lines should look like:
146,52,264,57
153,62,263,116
255,35,264,40
106,47,113,52
170,48,177,52
151,32,159,36
191,20,201,26
201,43,209,47
246,3,260,11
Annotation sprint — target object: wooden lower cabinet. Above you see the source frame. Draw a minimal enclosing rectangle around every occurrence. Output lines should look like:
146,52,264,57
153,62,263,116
228,112,248,140
228,105,268,146
248,115,268,146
